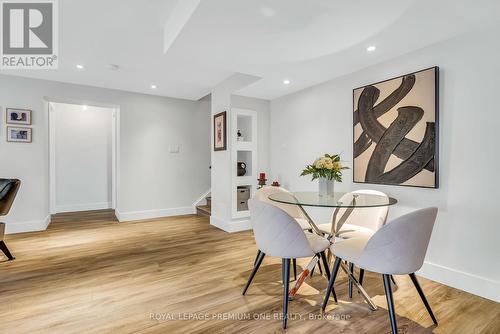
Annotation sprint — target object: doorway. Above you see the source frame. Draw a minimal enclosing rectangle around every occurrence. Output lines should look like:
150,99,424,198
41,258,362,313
48,101,119,214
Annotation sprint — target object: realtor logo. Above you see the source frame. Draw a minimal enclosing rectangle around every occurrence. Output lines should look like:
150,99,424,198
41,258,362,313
1,0,58,69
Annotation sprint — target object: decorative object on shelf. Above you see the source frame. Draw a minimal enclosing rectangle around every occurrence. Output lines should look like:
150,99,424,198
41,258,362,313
213,111,227,151
271,181,280,187
6,126,32,143
237,130,244,141
301,154,349,197
257,172,267,188
237,186,250,211
237,162,247,176
6,108,31,125
353,66,439,188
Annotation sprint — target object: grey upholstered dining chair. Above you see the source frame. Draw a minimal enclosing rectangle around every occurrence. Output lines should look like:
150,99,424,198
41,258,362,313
252,186,321,280
317,189,389,295
321,207,439,334
244,199,331,329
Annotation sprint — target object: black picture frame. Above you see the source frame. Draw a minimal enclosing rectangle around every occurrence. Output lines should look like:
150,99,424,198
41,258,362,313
352,66,439,189
213,111,227,151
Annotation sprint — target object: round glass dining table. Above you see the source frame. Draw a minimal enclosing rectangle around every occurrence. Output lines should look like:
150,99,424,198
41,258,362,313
268,191,398,310
268,191,397,235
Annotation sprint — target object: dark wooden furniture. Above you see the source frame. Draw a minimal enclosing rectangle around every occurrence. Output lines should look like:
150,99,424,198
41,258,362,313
0,179,21,261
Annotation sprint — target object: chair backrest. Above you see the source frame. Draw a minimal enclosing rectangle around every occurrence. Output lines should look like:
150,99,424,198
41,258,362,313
248,199,315,259
331,189,389,233
359,207,438,275
254,186,306,220
0,179,21,216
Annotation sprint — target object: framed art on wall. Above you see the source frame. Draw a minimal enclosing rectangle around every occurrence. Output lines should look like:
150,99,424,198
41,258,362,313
7,126,32,143
353,66,439,188
214,111,227,151
6,108,32,125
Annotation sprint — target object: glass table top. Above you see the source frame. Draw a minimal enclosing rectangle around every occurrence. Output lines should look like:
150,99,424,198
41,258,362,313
268,191,397,208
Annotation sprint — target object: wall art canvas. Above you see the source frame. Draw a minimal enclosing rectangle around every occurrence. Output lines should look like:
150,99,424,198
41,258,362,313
7,126,32,143
353,67,439,188
6,108,32,125
213,111,227,151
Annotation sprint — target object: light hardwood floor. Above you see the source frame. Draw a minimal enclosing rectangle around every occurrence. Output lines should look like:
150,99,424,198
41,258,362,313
0,210,498,334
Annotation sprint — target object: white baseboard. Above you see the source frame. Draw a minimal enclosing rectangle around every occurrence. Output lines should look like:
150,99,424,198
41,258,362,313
5,215,51,234
56,201,112,213
210,216,251,233
115,206,195,222
418,261,500,303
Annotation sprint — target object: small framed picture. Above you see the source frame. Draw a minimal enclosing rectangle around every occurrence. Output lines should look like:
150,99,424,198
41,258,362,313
7,127,32,143
214,111,227,151
6,108,32,125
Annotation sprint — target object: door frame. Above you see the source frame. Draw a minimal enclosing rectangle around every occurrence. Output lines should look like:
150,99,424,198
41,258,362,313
46,97,120,214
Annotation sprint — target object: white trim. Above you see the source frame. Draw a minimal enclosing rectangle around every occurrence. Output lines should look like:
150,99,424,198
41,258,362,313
115,207,195,222
5,215,51,234
192,189,211,208
418,261,500,303
210,215,251,233
55,202,112,214
46,98,119,214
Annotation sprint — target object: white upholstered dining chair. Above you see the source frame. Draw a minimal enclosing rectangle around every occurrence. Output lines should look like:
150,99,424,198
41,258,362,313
317,189,389,294
321,207,439,334
244,199,331,329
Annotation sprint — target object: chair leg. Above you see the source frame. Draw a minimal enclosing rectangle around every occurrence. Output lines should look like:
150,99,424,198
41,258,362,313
383,274,398,334
292,259,297,281
0,241,15,261
321,257,341,312
391,275,397,286
409,273,438,325
317,256,323,275
359,268,365,286
282,258,290,329
348,262,354,298
253,250,261,266
242,251,265,295
320,251,331,280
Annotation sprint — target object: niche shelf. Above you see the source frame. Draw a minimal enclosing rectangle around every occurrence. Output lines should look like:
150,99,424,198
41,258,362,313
231,108,257,219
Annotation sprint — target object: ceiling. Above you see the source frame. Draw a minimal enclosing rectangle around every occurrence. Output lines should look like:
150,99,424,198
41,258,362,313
2,0,500,101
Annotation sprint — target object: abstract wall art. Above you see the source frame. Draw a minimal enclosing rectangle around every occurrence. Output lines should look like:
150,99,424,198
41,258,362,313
353,67,439,188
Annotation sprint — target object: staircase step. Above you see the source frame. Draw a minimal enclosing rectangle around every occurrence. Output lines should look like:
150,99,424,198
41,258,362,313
196,205,211,217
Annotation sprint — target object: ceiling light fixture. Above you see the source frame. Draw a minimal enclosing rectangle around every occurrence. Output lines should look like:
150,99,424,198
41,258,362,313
82,105,88,111
151,84,157,89
76,64,84,70
283,79,290,85
366,45,377,52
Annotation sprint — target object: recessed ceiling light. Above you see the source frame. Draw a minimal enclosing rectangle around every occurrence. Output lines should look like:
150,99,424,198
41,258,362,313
76,64,84,70
283,79,290,85
151,84,157,89
82,105,88,111
367,45,377,52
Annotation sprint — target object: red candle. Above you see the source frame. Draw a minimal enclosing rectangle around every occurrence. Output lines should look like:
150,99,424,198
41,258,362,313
259,172,265,180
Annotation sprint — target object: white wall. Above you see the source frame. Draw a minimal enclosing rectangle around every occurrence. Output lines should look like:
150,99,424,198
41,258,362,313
54,103,113,213
270,26,500,302
0,74,211,232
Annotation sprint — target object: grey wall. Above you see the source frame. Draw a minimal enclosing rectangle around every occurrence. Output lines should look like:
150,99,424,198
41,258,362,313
269,26,500,302
0,74,211,232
